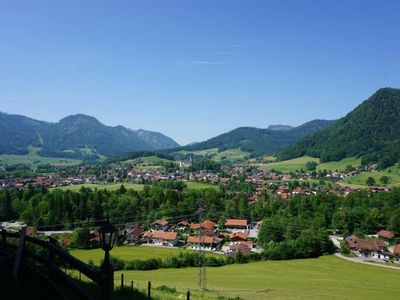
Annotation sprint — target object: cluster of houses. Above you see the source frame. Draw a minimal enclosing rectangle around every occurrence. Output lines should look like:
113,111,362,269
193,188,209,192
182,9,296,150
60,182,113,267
0,174,99,190
345,230,400,262
122,218,259,256
127,168,184,182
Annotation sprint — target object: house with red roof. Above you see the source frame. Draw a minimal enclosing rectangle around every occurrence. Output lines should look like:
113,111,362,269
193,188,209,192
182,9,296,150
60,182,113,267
377,230,395,243
228,243,252,257
224,219,248,232
186,235,223,251
190,220,217,235
151,219,170,231
142,230,178,247
347,236,390,260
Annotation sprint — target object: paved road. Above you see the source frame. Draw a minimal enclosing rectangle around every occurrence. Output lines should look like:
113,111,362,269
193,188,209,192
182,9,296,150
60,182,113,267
329,235,400,270
334,253,400,270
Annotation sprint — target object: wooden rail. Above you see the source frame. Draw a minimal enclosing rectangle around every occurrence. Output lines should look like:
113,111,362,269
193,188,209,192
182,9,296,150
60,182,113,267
0,229,114,300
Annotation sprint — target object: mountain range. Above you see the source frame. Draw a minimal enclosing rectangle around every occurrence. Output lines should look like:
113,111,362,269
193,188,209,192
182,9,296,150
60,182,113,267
0,113,179,160
174,119,336,157
2,87,399,166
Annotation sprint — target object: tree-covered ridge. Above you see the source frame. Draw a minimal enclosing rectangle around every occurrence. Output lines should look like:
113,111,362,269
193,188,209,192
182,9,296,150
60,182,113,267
0,113,179,159
278,88,400,168
175,119,335,157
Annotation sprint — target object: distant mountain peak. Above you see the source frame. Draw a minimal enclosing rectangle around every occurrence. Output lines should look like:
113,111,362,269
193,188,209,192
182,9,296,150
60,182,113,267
267,125,294,131
59,114,101,124
0,112,179,159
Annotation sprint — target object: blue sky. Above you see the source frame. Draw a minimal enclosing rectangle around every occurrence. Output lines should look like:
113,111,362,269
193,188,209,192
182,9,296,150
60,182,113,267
0,1,399,145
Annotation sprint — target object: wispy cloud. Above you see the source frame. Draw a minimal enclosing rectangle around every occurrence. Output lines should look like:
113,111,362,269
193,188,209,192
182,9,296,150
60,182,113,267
190,60,229,65
221,44,247,48
209,51,234,55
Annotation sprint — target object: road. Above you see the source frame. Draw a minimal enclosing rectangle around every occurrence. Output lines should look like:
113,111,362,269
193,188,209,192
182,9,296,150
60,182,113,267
329,235,400,270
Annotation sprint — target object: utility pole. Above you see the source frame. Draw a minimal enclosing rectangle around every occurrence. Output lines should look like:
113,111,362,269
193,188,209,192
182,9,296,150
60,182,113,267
198,198,206,291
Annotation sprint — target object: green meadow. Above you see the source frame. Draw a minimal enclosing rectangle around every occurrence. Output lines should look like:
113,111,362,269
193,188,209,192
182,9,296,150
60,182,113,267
54,181,218,192
0,147,81,169
70,245,221,266
109,255,400,300
255,156,362,173
342,165,400,187
255,156,320,172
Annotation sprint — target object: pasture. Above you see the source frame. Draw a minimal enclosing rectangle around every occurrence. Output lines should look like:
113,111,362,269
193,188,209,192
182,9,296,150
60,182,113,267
54,181,218,192
0,147,81,169
113,255,400,300
70,245,221,266
342,166,400,187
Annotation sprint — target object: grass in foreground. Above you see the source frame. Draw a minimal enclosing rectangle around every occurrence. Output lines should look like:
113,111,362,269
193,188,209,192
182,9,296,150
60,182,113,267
113,255,400,300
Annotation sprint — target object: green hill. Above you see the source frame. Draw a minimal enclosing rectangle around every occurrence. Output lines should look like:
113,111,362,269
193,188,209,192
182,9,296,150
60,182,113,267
278,88,400,168
173,119,335,157
0,112,179,161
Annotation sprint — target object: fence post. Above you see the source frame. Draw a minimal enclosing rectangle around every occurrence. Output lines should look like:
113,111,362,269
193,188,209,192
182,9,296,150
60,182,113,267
147,281,151,299
121,273,124,289
186,290,190,300
100,267,114,300
12,227,26,279
131,281,134,294
1,228,6,249
48,237,57,262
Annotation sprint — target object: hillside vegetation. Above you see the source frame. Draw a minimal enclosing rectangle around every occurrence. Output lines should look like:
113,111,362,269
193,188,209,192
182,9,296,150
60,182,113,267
279,88,400,168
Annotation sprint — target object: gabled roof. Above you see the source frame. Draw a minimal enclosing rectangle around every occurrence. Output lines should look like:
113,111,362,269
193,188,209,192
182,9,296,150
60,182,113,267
152,219,169,226
151,231,177,241
202,220,216,230
190,223,201,230
349,237,385,251
377,230,395,239
230,232,248,241
225,219,247,227
187,235,215,244
177,220,189,227
393,244,400,255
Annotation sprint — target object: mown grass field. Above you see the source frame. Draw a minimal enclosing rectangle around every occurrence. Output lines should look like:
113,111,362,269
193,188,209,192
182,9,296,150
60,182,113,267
111,255,400,300
54,181,218,192
0,147,81,169
342,165,400,187
316,156,361,172
70,245,221,266
255,156,362,173
255,156,320,172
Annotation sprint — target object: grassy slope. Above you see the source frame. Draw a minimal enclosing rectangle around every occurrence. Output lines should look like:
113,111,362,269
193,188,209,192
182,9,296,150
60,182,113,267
70,245,221,266
342,165,400,187
253,156,361,173
113,255,400,300
0,147,81,169
316,156,362,172
254,156,320,172
174,148,249,163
